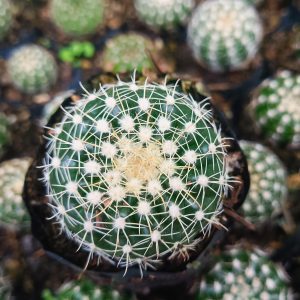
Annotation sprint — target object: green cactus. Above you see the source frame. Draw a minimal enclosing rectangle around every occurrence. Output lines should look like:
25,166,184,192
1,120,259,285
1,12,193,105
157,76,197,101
0,113,10,158
0,158,31,227
198,248,290,299
187,0,263,72
8,44,58,94
252,70,300,147
41,77,238,275
239,141,287,223
102,33,155,73
134,0,194,29
50,0,105,37
0,0,12,40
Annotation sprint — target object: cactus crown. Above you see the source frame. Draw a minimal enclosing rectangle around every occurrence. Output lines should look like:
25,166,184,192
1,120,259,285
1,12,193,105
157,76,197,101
239,141,287,222
51,0,105,36
187,0,262,72
0,0,12,40
134,0,194,29
42,76,234,274
253,70,300,146
8,44,58,94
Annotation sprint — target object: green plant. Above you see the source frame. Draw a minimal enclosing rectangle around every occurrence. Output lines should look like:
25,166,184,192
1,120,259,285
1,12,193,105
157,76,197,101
102,33,155,73
0,113,10,158
252,70,300,147
0,158,31,227
187,0,263,72
50,0,105,37
7,44,58,94
239,141,287,223
134,0,194,29
198,248,290,299
0,0,12,40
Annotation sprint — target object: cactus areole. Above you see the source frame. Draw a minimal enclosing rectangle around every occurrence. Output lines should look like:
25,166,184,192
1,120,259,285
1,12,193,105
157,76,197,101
24,74,248,285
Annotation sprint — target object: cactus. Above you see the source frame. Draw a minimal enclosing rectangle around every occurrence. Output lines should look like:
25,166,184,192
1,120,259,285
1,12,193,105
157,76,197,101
187,0,263,72
7,44,58,94
0,158,31,227
198,248,290,299
102,33,155,73
252,70,300,147
134,0,194,29
50,0,105,37
0,113,10,158
239,141,287,223
0,0,12,41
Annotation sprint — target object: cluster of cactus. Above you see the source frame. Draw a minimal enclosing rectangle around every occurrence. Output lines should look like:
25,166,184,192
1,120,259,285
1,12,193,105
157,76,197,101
0,113,10,158
7,44,58,94
50,0,105,37
0,158,31,227
198,248,290,299
0,0,12,41
41,77,236,274
187,0,263,72
134,0,194,29
102,33,155,73
252,70,300,147
239,141,287,222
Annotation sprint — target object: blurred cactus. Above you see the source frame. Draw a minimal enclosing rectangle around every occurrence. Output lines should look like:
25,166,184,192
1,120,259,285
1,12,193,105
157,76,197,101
102,33,155,73
134,0,194,29
0,158,31,227
0,0,12,41
188,0,263,72
252,71,300,147
198,248,290,299
50,0,105,37
7,45,58,94
239,141,287,223
0,113,10,158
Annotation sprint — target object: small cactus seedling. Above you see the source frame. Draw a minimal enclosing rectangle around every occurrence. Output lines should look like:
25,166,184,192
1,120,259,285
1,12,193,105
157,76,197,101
50,0,105,37
187,0,263,72
252,70,300,147
0,158,31,227
134,0,194,29
102,33,155,74
0,0,12,41
198,248,290,299
8,44,58,94
239,141,287,223
0,113,10,158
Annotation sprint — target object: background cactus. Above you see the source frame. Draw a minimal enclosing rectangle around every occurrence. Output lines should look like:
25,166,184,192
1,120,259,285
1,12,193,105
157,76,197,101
252,70,300,147
102,33,155,73
0,158,31,227
239,141,287,223
134,0,194,29
0,113,10,158
7,45,58,94
50,0,105,37
187,0,263,72
0,0,12,41
198,248,290,299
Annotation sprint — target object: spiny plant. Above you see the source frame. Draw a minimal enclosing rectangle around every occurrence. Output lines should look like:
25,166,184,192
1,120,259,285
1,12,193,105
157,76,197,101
134,0,194,29
187,0,263,72
252,70,300,147
50,0,105,37
239,141,287,223
0,0,12,41
198,248,290,299
24,74,248,286
0,113,10,158
102,33,154,74
7,44,58,94
0,158,31,227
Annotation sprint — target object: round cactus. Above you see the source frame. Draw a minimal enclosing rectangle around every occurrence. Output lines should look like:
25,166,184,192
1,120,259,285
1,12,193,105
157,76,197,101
8,45,58,94
0,0,12,41
50,0,105,37
102,33,155,73
239,141,287,223
198,248,290,299
187,0,263,72
0,158,31,227
252,70,300,147
134,0,194,29
0,113,10,158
